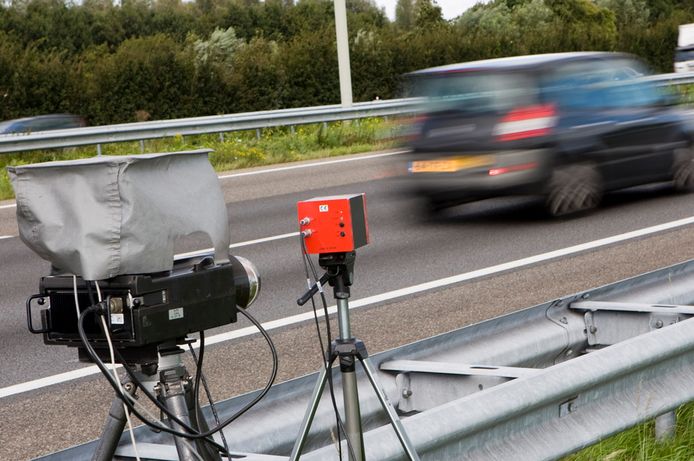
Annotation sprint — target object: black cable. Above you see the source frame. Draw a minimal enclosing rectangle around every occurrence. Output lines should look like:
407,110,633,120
78,304,225,448
79,305,212,443
193,330,205,432
188,333,231,458
119,308,278,437
300,236,358,461
79,303,279,445
300,239,328,362
300,238,342,461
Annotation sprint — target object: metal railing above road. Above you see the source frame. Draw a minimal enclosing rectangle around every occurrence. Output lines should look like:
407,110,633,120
1,71,693,155
0,98,423,154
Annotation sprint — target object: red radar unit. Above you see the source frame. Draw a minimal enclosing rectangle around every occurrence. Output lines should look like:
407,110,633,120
297,194,369,254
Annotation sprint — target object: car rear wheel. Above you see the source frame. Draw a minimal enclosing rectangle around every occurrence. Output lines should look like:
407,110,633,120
673,146,694,192
546,163,602,217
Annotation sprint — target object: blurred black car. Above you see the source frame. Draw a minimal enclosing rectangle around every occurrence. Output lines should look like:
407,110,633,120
0,114,86,135
403,52,694,216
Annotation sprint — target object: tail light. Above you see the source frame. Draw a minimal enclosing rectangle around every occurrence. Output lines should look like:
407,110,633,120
493,104,556,142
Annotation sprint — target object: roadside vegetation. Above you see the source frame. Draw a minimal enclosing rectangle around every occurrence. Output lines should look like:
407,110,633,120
1,0,693,125
563,404,694,461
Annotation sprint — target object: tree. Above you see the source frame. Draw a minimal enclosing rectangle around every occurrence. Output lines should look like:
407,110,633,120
193,27,244,68
414,0,443,29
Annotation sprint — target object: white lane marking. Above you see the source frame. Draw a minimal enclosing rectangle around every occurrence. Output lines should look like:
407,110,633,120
0,366,108,399
0,203,16,210
229,232,299,248
0,235,13,240
3,215,694,399
175,232,299,259
218,151,406,179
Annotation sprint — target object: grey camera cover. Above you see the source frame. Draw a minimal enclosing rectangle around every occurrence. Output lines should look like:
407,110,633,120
8,150,230,280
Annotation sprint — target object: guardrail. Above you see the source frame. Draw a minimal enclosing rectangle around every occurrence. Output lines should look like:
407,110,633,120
0,98,422,154
1,71,693,155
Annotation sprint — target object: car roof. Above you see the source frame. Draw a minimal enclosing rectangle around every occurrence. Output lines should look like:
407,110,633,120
7,114,78,122
0,114,84,134
407,52,634,76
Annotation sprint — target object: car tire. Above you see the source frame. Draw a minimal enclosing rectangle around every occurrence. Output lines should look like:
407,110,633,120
673,146,694,192
420,196,448,218
546,163,602,217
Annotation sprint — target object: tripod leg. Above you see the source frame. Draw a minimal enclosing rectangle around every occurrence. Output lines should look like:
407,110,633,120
92,395,130,461
187,388,223,461
289,364,330,461
161,378,202,461
359,357,421,461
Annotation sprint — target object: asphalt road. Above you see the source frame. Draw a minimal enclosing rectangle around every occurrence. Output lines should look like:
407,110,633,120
3,150,694,459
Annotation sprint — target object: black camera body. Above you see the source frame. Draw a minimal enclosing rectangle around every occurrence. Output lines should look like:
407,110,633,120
27,255,237,363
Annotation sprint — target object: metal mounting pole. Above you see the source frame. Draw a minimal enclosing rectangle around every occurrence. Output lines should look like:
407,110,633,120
336,297,365,461
334,0,353,108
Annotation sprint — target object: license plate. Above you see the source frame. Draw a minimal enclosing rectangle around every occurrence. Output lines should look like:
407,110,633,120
410,156,492,173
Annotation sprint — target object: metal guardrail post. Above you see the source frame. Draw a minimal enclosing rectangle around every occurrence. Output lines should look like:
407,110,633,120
655,412,677,441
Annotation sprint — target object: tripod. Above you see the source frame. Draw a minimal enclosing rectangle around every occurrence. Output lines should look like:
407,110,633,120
291,252,420,461
93,344,222,461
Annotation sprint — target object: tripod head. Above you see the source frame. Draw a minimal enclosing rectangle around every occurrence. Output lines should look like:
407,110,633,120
298,251,356,305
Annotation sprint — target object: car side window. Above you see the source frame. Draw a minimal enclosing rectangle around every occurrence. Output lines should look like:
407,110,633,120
540,59,663,110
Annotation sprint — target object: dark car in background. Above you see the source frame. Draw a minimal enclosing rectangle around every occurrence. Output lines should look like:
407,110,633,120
0,114,86,135
403,52,694,216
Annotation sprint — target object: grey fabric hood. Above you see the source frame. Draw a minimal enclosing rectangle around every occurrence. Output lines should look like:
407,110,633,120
7,150,230,280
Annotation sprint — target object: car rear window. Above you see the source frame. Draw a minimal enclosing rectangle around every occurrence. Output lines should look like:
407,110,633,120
540,58,663,109
408,72,536,114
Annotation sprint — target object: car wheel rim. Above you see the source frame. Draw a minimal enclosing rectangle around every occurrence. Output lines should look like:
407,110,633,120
547,165,601,217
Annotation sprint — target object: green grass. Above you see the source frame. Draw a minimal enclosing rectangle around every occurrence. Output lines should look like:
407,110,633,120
675,83,694,106
563,404,694,461
0,117,398,201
